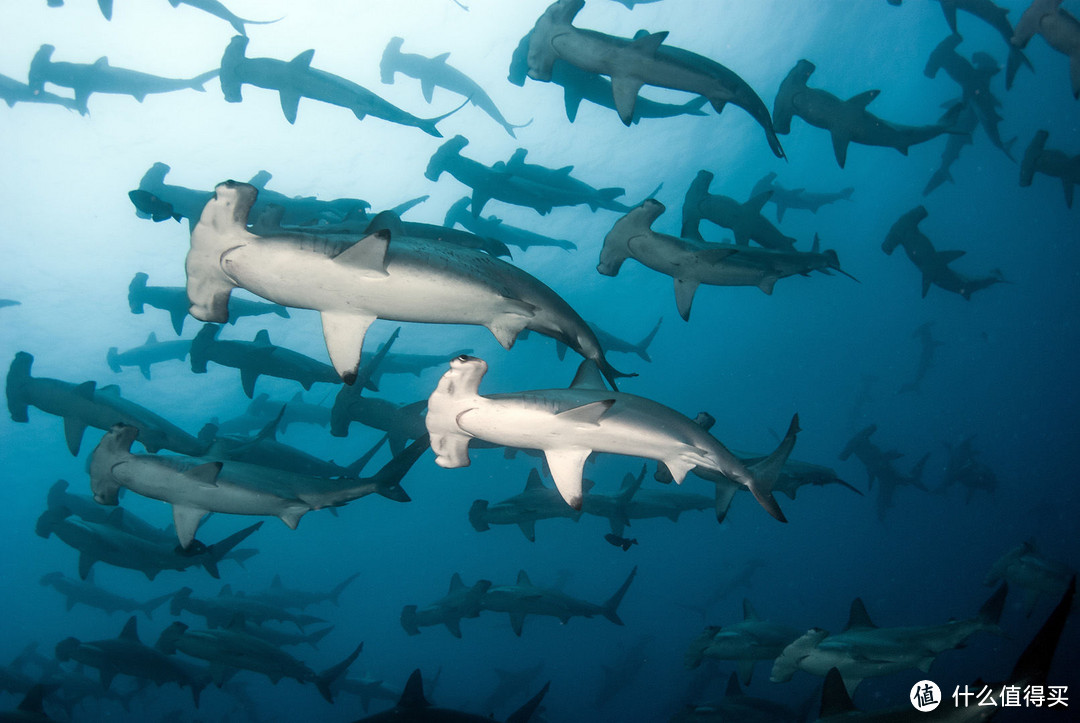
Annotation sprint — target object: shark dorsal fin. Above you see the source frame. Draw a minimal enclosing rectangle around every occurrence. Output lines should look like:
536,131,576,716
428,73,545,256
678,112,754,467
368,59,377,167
568,360,608,391
725,672,742,698
252,329,272,346
516,570,532,586
556,399,614,426
448,572,465,594
398,669,431,709
365,211,406,237
271,574,283,588
845,598,876,630
291,49,316,68
74,381,97,399
524,469,544,491
333,230,391,275
819,667,858,716
118,616,140,642
432,51,450,64
743,599,759,621
630,31,668,56
146,332,158,345
219,584,232,597
811,233,821,253
95,56,109,67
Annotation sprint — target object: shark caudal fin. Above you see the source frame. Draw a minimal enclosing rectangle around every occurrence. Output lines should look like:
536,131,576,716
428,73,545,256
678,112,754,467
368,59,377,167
368,434,430,503
316,642,363,703
601,566,638,626
506,681,551,723
6,351,35,422
746,414,800,523
202,521,264,578
633,317,663,362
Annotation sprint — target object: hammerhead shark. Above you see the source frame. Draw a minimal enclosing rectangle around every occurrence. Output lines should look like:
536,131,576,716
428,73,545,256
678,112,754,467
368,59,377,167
600,200,853,320
750,172,854,223
681,170,798,249
219,35,458,133
882,205,1005,299
523,0,784,157
773,59,958,168
1019,129,1080,208
400,573,493,638
1012,0,1080,99
426,355,796,520
380,36,530,136
186,180,630,388
28,44,218,113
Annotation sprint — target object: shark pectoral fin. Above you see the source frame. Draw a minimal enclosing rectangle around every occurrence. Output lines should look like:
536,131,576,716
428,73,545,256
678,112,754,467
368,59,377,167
563,87,583,122
169,306,188,334
279,90,301,124
518,519,537,542
509,612,526,637
187,462,223,487
556,399,615,426
611,75,644,126
830,129,851,168
445,618,463,638
420,78,435,103
673,278,700,321
758,275,778,295
320,311,375,385
78,553,96,580
921,273,933,298
63,417,88,455
847,90,879,108
172,505,208,549
1062,179,1074,209
714,481,738,523
545,448,592,510
737,660,755,686
432,430,472,469
139,363,151,380
917,656,935,673
240,368,259,398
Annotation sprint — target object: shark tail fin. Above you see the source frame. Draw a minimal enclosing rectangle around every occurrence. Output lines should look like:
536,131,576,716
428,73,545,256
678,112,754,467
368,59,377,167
909,452,932,491
634,318,663,362
1010,576,1074,685
601,566,638,626
6,351,34,423
316,642,363,703
747,414,800,523
468,500,491,531
141,592,174,620
306,625,334,650
369,434,430,503
506,681,551,723
203,521,264,578
329,572,362,606
416,97,470,138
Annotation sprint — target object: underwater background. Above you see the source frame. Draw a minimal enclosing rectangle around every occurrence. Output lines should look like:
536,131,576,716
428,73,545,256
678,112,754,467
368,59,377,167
2,0,1079,720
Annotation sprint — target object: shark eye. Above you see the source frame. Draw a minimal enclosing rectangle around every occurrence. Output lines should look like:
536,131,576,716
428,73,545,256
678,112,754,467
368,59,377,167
455,354,471,362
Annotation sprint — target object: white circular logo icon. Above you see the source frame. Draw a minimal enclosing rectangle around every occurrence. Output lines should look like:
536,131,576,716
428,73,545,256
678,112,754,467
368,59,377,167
911,680,942,712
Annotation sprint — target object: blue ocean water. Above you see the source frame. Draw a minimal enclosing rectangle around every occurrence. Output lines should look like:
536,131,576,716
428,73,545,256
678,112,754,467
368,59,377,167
2,0,1078,720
